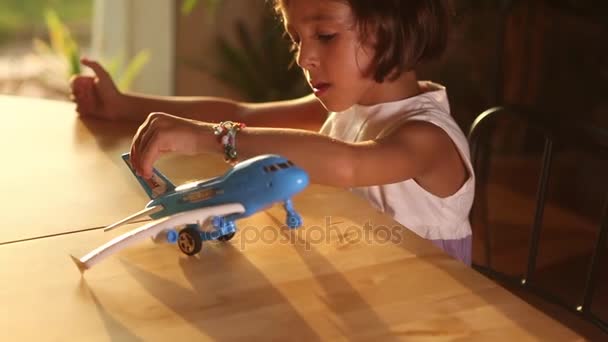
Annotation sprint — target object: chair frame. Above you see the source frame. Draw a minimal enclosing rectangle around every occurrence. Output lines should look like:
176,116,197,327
469,106,608,333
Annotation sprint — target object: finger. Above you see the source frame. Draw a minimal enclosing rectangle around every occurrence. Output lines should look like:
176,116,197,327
81,58,114,87
139,131,163,179
70,77,92,102
70,76,94,95
71,78,96,116
73,93,92,116
69,74,79,92
75,103,88,117
131,117,154,172
129,142,138,174
132,113,170,169
137,123,160,172
130,126,146,174
138,113,166,142
138,126,153,157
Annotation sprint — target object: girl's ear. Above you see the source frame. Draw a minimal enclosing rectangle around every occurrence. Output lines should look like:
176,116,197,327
353,21,381,81
356,19,379,48
354,42,377,82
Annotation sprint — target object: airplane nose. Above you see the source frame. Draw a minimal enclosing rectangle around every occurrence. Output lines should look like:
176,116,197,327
292,168,309,192
275,167,309,196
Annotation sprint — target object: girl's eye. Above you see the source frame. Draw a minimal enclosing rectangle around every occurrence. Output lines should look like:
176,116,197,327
317,33,336,42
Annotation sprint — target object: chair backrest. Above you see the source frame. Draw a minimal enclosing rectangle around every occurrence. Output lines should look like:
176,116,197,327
469,106,608,333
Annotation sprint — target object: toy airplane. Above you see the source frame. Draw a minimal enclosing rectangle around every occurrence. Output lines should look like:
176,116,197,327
71,153,309,272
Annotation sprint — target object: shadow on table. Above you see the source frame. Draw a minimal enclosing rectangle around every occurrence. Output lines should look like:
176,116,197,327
119,242,320,340
78,279,145,342
384,225,576,340
73,116,144,175
266,213,400,341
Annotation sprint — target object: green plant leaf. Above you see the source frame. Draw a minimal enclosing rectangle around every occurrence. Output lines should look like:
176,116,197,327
66,41,81,75
182,0,221,19
234,20,269,89
183,2,308,101
44,9,67,57
43,9,81,77
204,0,222,17
181,0,199,15
117,50,151,91
104,54,125,81
216,37,262,98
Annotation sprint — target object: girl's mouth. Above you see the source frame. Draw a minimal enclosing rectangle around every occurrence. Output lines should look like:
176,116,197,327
312,83,331,96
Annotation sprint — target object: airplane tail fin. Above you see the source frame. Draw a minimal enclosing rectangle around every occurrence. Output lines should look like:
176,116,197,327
122,153,175,199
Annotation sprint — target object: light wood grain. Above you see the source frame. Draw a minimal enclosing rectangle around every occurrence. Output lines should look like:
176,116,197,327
1,199,581,341
0,95,228,243
0,95,582,341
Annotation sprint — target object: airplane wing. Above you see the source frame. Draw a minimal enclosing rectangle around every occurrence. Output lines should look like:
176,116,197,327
104,205,164,232
71,203,245,273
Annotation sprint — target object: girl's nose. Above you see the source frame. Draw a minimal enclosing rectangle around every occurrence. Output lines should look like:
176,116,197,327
296,43,318,69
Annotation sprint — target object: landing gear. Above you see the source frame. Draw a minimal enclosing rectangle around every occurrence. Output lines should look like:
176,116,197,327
286,214,302,228
212,216,237,241
284,199,302,228
176,216,239,255
178,226,202,255
218,232,236,241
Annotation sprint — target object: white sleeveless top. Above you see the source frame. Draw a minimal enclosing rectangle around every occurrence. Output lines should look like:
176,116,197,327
319,82,474,240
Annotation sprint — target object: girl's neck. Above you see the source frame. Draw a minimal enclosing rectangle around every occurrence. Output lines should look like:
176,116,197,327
358,70,421,106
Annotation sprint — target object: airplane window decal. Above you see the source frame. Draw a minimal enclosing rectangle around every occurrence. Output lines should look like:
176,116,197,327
183,188,217,203
278,163,289,169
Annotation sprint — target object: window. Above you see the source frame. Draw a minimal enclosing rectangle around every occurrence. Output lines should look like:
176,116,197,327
263,165,280,173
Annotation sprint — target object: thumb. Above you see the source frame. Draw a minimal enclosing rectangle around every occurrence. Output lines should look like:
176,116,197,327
81,57,118,91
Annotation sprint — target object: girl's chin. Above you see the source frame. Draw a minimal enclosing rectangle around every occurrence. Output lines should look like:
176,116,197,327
318,98,354,113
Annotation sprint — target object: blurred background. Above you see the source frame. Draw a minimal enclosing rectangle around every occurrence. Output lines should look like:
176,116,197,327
0,0,93,99
1,0,607,338
2,0,606,131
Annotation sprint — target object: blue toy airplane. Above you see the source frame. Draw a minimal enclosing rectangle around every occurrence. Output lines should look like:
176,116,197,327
71,153,309,272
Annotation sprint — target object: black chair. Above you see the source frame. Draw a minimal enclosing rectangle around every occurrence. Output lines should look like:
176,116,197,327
468,106,608,333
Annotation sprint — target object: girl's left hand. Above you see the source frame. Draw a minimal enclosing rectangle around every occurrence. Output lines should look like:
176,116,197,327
130,112,211,178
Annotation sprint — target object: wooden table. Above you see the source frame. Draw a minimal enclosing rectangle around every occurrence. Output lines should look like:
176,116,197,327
0,95,229,243
0,95,581,340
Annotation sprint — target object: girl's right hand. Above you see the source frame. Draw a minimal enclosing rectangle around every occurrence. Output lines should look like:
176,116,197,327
70,57,128,121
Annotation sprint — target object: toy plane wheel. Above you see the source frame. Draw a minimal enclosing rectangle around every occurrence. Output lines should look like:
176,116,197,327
286,213,303,229
178,226,202,256
218,232,236,242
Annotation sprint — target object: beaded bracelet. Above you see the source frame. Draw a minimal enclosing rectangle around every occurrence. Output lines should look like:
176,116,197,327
212,121,246,164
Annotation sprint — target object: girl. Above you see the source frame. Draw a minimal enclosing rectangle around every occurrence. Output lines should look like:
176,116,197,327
71,0,474,265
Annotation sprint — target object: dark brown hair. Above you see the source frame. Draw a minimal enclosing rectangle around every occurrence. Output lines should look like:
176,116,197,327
272,0,451,82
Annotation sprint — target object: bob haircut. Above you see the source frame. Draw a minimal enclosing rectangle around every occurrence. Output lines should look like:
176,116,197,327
272,0,451,83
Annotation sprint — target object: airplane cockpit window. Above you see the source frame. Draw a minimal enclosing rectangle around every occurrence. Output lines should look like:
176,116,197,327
263,162,296,173
263,165,280,173
263,161,296,173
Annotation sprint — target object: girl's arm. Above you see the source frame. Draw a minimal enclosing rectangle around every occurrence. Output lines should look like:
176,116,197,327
222,123,449,187
123,92,327,130
73,59,327,130
131,114,464,191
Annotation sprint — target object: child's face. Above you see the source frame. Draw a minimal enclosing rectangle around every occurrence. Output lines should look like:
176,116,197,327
282,0,379,112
